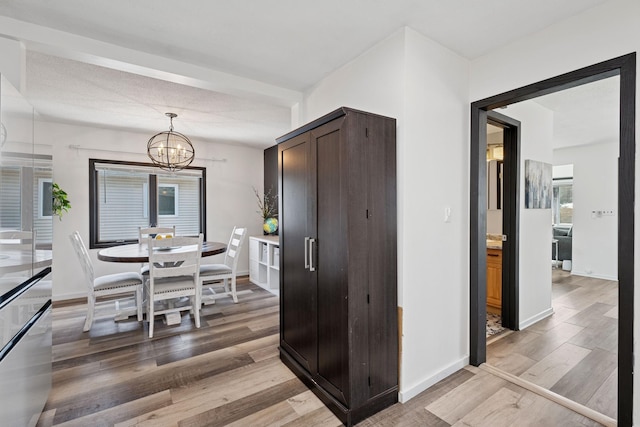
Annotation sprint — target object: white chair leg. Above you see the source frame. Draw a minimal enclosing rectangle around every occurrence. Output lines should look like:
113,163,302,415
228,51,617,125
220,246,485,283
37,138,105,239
136,288,143,322
83,295,95,332
193,293,201,328
230,276,238,303
148,299,154,338
223,278,230,294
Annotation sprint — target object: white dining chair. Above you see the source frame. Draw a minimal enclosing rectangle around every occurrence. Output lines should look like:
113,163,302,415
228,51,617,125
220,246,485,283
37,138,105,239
199,226,247,304
138,226,176,276
69,231,144,332
146,234,203,338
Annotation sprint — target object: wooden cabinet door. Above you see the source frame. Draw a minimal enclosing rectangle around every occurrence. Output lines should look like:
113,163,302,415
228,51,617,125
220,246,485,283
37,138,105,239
311,118,350,406
486,249,502,310
279,132,317,373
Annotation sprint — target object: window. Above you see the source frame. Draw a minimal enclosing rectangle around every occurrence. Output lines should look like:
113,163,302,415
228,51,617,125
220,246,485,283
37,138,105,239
158,184,178,216
552,179,573,225
89,159,206,248
38,178,53,218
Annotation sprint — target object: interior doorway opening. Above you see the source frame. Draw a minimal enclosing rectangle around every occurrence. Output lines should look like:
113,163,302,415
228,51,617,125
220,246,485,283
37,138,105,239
470,53,635,425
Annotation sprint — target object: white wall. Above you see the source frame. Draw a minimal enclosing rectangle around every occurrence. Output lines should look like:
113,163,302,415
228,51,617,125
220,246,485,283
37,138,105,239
468,0,639,419
500,101,554,328
0,36,25,92
3,0,637,418
303,27,471,402
40,120,264,300
554,141,618,280
305,0,635,407
400,28,470,400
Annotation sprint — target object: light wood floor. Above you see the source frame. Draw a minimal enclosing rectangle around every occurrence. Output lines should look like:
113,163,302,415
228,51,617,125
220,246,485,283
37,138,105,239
487,269,618,419
37,276,607,426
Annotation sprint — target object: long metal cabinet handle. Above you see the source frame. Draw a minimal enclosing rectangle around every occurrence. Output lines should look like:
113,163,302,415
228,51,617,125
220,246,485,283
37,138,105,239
304,237,310,269
309,238,316,272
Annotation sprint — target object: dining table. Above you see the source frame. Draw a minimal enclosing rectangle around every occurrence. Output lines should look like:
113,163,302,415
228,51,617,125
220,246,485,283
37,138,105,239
97,241,226,263
97,241,226,325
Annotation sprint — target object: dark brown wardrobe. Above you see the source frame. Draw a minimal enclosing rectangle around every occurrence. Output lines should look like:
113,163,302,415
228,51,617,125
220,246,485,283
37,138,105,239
276,107,398,426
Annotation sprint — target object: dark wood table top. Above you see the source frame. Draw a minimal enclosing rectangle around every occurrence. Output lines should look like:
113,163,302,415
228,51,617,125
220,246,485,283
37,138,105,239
97,241,226,263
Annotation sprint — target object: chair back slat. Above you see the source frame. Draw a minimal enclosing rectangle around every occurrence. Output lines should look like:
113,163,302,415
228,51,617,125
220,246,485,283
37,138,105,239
148,235,203,286
223,227,247,269
138,226,176,244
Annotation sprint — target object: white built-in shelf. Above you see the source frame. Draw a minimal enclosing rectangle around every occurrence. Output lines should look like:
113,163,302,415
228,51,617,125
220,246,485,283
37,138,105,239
249,235,279,296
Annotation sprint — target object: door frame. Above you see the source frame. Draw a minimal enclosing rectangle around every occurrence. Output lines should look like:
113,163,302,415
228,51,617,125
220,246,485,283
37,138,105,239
487,110,520,330
469,53,635,425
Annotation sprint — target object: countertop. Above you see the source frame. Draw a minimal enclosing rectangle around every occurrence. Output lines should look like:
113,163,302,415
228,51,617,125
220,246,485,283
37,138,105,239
486,240,503,250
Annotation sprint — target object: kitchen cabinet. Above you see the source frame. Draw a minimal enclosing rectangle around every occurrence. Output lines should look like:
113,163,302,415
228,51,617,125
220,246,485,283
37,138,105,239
486,248,502,311
277,107,397,426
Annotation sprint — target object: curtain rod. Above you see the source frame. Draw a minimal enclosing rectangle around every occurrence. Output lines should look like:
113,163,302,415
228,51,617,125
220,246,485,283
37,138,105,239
68,144,227,162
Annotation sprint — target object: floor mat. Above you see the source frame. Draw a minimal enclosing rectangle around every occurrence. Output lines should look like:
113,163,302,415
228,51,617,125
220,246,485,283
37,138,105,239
486,312,505,337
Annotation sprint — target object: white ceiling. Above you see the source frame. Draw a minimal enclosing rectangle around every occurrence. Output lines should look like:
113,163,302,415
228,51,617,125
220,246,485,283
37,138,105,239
0,0,613,148
531,76,619,149
487,76,620,149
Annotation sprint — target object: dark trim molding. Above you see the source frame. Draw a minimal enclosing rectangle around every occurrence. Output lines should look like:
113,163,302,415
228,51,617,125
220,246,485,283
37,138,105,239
88,158,207,248
487,110,521,331
470,53,635,426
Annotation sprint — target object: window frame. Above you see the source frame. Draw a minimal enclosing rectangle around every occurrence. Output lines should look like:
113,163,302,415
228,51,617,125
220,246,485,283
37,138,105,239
89,158,206,248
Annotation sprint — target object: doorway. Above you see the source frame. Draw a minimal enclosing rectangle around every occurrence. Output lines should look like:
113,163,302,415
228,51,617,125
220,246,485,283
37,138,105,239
469,53,635,425
485,111,520,333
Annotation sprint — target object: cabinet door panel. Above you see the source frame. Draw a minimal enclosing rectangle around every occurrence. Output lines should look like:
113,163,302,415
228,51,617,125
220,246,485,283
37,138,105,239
486,250,502,309
313,120,349,405
279,134,317,372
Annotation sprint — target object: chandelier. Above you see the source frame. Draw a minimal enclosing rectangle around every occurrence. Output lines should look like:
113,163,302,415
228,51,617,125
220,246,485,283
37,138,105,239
147,112,195,172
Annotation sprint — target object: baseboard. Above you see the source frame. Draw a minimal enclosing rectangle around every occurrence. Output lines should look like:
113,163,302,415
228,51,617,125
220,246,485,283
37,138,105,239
519,307,554,330
569,270,617,281
398,356,469,403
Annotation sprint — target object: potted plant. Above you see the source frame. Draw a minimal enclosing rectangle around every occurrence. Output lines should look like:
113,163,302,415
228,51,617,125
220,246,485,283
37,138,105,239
52,182,71,220
253,187,278,235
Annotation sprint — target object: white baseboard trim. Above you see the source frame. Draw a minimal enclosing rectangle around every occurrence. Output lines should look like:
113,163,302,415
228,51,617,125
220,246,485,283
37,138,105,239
519,307,554,330
569,270,617,281
398,356,469,403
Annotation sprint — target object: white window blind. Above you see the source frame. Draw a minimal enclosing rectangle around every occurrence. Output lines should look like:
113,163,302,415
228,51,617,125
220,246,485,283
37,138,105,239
97,168,149,242
0,167,20,229
157,176,200,235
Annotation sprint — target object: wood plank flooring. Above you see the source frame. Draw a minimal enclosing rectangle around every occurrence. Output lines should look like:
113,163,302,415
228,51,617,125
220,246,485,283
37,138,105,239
38,276,607,426
487,269,618,419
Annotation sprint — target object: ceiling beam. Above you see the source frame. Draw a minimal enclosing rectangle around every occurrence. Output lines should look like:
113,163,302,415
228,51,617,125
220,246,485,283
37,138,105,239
0,16,303,108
